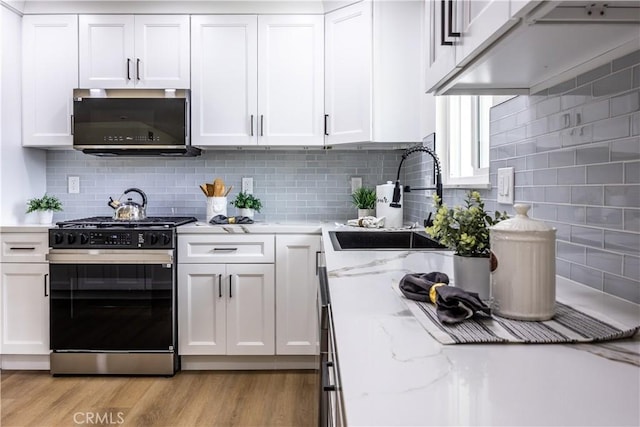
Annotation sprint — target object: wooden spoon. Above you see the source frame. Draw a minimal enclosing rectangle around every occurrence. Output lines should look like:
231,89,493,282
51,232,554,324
199,184,209,197
206,183,215,197
213,178,225,197
224,185,233,197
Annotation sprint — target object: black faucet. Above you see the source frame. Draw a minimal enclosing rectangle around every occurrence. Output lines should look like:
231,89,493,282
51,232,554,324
390,141,443,226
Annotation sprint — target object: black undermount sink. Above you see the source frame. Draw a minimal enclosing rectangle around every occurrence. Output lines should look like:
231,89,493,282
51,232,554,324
329,230,448,251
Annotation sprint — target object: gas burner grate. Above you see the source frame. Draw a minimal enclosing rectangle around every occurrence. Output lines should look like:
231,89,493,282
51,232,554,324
55,216,197,229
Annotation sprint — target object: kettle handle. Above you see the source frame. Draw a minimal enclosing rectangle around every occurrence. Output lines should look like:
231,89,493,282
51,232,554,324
124,188,147,208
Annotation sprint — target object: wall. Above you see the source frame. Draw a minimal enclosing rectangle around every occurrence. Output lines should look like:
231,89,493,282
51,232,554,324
405,50,639,304
0,4,47,224
46,149,403,222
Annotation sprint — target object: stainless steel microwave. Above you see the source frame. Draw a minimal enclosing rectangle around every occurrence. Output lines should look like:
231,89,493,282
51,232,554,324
72,88,200,157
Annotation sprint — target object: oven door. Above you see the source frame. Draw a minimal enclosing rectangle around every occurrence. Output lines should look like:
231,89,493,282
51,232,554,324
48,249,175,352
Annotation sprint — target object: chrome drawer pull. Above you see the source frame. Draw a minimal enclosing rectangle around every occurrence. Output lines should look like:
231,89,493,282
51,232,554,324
212,248,238,252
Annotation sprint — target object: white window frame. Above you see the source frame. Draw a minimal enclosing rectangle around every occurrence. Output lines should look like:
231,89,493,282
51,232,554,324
436,95,511,188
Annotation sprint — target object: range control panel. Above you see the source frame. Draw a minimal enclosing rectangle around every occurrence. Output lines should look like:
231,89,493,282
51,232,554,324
49,229,174,249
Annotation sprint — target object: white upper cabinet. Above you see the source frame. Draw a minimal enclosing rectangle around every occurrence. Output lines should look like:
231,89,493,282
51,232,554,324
325,0,423,146
79,15,190,89
22,15,78,147
191,15,324,147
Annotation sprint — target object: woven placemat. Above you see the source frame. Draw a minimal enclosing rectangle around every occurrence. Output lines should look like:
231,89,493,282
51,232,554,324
399,290,639,345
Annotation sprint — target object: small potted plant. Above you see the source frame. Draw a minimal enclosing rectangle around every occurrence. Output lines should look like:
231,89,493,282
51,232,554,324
425,191,508,299
26,193,63,224
230,192,262,219
351,187,376,218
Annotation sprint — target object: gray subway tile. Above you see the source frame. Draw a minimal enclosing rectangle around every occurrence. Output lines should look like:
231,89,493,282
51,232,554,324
526,118,548,138
536,97,562,118
535,133,562,152
492,144,516,160
506,126,528,143
625,161,640,184
604,230,640,254
610,91,640,117
576,144,610,165
491,114,519,135
544,186,570,203
556,258,571,279
592,115,631,142
634,65,640,89
491,95,527,121
586,206,623,229
531,203,557,221
604,185,640,208
586,163,623,184
506,157,527,170
612,50,640,72
491,131,508,147
533,169,557,185
571,225,603,248
571,186,603,205
624,209,640,232
561,86,592,110
577,63,611,86
578,99,610,124
603,274,640,304
558,166,586,185
548,78,577,95
558,205,586,224
547,221,571,241
522,186,545,202
515,170,534,185
557,241,586,264
632,112,640,136
611,137,640,162
592,69,633,97
548,150,575,168
570,264,603,291
516,109,536,126
561,125,593,147
526,153,548,169
623,255,640,280
515,140,537,156
586,248,624,275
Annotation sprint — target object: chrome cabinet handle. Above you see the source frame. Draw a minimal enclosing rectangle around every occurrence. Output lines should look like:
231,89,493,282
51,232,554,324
71,115,75,135
447,0,461,38
250,115,254,136
260,115,264,137
218,274,222,298
324,114,329,136
212,248,238,252
136,58,141,80
127,58,131,80
440,0,454,46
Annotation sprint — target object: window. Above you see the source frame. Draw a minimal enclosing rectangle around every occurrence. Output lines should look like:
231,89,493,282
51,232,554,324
436,95,509,188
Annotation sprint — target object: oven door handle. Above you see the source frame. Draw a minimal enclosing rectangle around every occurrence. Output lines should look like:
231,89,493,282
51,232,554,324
47,249,173,264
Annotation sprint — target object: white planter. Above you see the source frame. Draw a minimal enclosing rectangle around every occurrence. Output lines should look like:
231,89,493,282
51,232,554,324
239,208,254,219
453,254,490,300
38,210,54,224
357,208,374,218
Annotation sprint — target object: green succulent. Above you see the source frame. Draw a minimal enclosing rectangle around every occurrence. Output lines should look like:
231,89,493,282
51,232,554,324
351,187,376,209
425,191,508,257
230,192,262,212
26,194,63,213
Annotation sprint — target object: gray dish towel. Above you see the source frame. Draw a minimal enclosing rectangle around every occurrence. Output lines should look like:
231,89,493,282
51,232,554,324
399,272,491,324
209,215,254,224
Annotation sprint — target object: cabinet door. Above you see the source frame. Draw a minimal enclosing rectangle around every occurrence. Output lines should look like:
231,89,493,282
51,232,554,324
1,263,49,354
275,235,321,355
226,264,275,355
134,15,190,89
424,0,458,92
325,2,372,145
454,0,514,66
191,15,258,146
22,15,78,147
79,15,135,88
257,15,324,146
178,264,227,355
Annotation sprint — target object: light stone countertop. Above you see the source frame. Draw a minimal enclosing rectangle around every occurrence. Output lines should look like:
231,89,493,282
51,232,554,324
0,224,52,233
177,220,328,234
321,225,640,427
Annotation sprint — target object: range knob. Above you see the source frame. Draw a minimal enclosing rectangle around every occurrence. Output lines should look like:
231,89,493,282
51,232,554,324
67,233,77,245
148,233,159,245
161,233,172,246
53,233,64,245
80,233,89,245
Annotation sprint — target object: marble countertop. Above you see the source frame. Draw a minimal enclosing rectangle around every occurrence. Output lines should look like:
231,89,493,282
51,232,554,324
0,224,52,233
321,225,640,427
177,220,325,234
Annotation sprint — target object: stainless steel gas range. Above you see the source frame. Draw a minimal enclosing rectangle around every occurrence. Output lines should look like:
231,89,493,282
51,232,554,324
47,216,197,376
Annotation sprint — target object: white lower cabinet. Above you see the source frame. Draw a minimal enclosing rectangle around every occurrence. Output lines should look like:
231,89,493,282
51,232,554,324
0,263,49,355
275,234,321,355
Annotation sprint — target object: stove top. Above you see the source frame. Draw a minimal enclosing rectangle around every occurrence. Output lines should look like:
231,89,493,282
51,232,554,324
55,216,198,229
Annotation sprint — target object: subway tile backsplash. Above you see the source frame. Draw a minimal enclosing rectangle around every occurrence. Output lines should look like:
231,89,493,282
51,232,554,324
479,50,639,303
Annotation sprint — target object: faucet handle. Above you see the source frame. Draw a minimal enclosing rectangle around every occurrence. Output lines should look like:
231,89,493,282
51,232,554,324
424,212,433,228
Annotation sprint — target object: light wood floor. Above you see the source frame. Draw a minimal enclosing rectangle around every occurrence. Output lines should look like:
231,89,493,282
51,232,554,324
1,370,318,427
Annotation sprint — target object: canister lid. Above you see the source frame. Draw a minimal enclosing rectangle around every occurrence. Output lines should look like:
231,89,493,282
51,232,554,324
490,204,554,232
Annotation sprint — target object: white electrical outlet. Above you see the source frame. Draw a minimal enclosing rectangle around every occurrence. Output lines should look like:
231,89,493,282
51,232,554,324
497,167,514,204
68,176,80,194
351,177,362,193
242,177,254,194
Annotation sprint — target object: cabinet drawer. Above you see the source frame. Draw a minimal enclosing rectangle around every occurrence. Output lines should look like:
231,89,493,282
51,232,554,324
0,233,49,263
178,234,274,263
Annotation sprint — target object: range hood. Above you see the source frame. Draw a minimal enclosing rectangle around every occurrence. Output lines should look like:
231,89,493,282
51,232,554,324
72,88,200,157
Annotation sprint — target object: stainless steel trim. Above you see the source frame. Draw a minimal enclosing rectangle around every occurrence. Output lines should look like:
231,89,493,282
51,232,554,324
212,247,238,252
47,249,173,264
74,145,192,150
50,352,175,375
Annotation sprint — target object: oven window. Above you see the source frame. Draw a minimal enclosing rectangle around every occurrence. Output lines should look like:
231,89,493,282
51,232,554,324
49,264,174,351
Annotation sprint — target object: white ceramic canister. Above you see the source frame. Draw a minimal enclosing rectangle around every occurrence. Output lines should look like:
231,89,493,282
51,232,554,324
376,181,403,228
489,204,556,320
206,197,227,222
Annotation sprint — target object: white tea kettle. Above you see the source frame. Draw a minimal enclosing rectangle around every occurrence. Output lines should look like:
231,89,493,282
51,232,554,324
108,188,148,221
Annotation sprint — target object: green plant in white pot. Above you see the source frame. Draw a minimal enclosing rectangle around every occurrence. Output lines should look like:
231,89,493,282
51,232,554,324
351,187,376,218
425,191,508,300
26,194,63,224
230,192,262,219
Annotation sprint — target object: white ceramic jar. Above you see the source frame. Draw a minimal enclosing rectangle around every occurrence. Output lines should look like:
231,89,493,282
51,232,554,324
489,204,556,320
376,181,403,228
